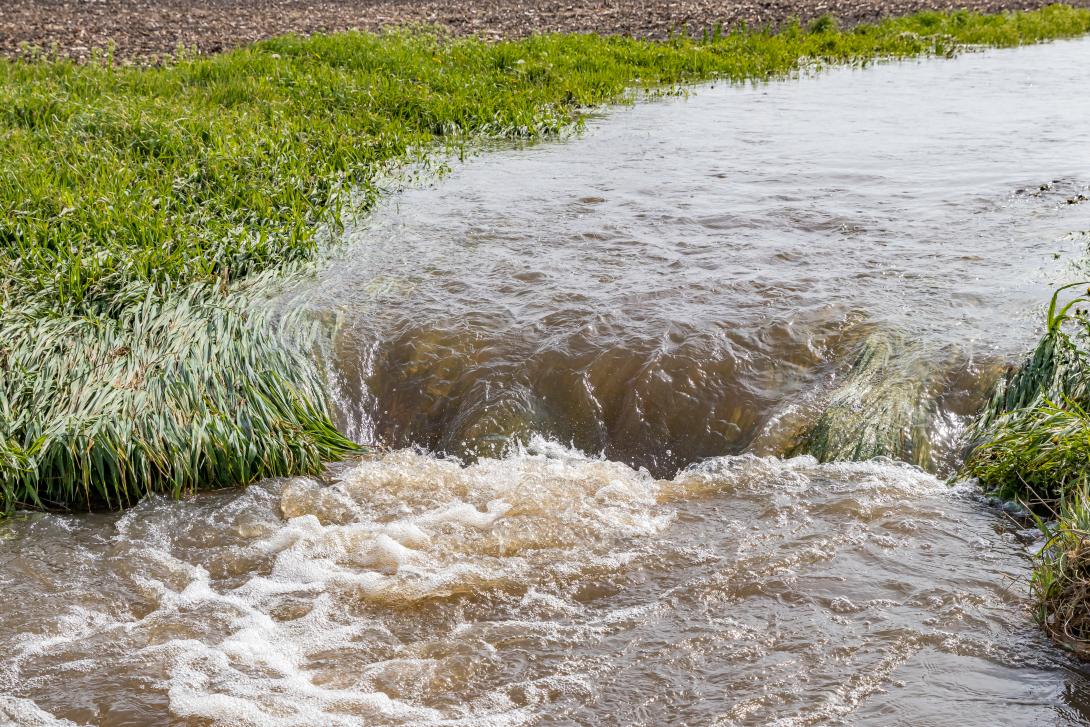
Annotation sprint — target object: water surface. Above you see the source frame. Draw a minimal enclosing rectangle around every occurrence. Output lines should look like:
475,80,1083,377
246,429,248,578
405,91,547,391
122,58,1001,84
305,36,1090,473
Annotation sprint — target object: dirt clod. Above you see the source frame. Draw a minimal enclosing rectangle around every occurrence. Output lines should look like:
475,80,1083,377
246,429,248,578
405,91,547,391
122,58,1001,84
2,0,1089,63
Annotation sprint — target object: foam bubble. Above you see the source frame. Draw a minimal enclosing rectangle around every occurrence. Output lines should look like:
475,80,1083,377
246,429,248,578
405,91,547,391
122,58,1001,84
0,697,85,727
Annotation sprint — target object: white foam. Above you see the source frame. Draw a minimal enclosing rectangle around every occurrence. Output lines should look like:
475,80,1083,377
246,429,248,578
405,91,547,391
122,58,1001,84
0,440,1007,725
0,698,85,727
129,442,677,721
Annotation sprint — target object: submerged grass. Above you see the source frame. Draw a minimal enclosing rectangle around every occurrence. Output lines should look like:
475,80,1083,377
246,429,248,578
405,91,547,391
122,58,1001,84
791,329,934,467
4,6,1090,513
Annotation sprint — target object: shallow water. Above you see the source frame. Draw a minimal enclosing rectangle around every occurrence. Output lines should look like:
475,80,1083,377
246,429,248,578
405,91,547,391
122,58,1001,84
4,38,1090,727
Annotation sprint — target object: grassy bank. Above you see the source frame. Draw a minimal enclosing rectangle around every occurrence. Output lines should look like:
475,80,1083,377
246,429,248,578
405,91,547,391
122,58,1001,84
4,6,1090,514
963,283,1090,654
963,283,1090,504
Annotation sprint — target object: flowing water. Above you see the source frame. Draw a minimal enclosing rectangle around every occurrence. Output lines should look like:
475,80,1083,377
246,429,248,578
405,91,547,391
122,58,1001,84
305,39,1090,475
3,38,1090,727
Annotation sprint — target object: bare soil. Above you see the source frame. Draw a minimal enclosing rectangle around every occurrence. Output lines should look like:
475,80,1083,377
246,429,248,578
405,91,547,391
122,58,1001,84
2,0,1088,62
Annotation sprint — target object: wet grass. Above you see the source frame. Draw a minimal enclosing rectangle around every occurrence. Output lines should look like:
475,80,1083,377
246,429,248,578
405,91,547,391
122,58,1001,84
4,5,1090,513
791,330,933,467
1,278,355,512
963,283,1090,656
1031,485,1090,654
963,283,1090,502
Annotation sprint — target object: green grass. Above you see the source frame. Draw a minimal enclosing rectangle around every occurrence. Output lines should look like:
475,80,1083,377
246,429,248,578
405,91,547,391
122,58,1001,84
963,283,1090,503
1030,485,1090,654
4,5,1090,513
962,283,1090,657
0,276,357,511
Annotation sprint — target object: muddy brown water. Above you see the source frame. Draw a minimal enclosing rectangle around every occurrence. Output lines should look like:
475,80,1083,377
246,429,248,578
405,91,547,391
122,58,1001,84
3,38,1090,726
304,39,1090,476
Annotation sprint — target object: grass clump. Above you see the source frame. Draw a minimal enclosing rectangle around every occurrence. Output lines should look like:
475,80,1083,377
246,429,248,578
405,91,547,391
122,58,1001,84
963,283,1090,502
4,6,1090,513
1031,485,1090,653
962,283,1090,656
808,14,841,35
791,330,933,467
0,281,356,511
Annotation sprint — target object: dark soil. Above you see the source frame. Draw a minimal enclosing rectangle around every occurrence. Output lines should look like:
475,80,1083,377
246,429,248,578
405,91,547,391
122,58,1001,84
2,0,1088,62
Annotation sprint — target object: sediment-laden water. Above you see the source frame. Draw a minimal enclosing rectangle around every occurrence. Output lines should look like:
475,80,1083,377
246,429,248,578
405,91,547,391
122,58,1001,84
3,38,1090,726
296,39,1090,476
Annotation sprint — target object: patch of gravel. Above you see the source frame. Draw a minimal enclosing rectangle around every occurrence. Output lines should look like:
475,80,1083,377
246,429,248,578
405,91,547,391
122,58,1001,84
1,0,1088,62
